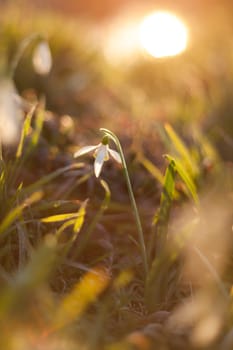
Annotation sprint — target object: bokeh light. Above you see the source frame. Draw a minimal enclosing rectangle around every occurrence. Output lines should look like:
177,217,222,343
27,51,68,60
139,11,188,58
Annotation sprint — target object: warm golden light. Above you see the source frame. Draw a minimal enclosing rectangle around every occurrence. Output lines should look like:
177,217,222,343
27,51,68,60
139,11,188,58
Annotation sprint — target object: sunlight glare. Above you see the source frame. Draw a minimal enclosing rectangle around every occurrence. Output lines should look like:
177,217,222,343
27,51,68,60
139,11,188,58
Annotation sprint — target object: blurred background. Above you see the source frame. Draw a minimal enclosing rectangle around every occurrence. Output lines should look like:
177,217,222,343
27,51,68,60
0,2,232,349
1,0,233,160
6,0,232,20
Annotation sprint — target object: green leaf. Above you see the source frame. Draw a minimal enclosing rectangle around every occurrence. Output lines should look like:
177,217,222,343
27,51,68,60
73,200,88,237
165,154,199,204
41,200,87,243
16,105,35,158
41,212,82,223
41,201,88,259
73,180,111,259
0,191,43,236
165,123,198,176
153,159,176,251
99,179,111,210
55,219,76,238
30,104,44,149
146,160,176,310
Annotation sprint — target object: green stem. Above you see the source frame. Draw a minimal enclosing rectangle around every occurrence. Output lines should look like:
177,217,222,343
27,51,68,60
100,128,148,276
9,33,42,78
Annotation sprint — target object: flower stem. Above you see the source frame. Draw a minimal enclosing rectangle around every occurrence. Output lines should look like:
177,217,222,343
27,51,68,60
100,128,148,276
9,33,42,78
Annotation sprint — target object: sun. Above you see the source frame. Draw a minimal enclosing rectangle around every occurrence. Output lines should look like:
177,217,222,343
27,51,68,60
139,11,188,58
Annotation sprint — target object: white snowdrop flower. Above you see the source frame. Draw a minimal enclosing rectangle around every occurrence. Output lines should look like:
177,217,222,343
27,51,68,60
0,80,23,145
74,136,122,177
33,41,52,75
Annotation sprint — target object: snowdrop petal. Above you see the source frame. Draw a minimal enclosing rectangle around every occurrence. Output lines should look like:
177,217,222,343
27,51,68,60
108,148,122,164
94,145,108,177
74,145,98,158
0,80,22,145
33,41,52,75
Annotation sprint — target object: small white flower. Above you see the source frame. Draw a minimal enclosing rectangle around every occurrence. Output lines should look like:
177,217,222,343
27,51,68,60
33,41,52,75
0,80,23,145
74,137,122,178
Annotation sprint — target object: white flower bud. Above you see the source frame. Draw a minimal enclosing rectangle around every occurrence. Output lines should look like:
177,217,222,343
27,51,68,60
33,41,52,75
0,80,23,145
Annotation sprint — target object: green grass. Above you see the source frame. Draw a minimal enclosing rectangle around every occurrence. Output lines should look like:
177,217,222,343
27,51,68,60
0,3,232,350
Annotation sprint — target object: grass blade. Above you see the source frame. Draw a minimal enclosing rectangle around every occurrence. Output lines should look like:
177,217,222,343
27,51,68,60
16,104,36,159
145,160,176,311
41,212,83,223
0,191,43,236
21,163,84,196
165,154,199,205
153,159,176,254
53,267,110,330
72,180,110,259
165,123,198,176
